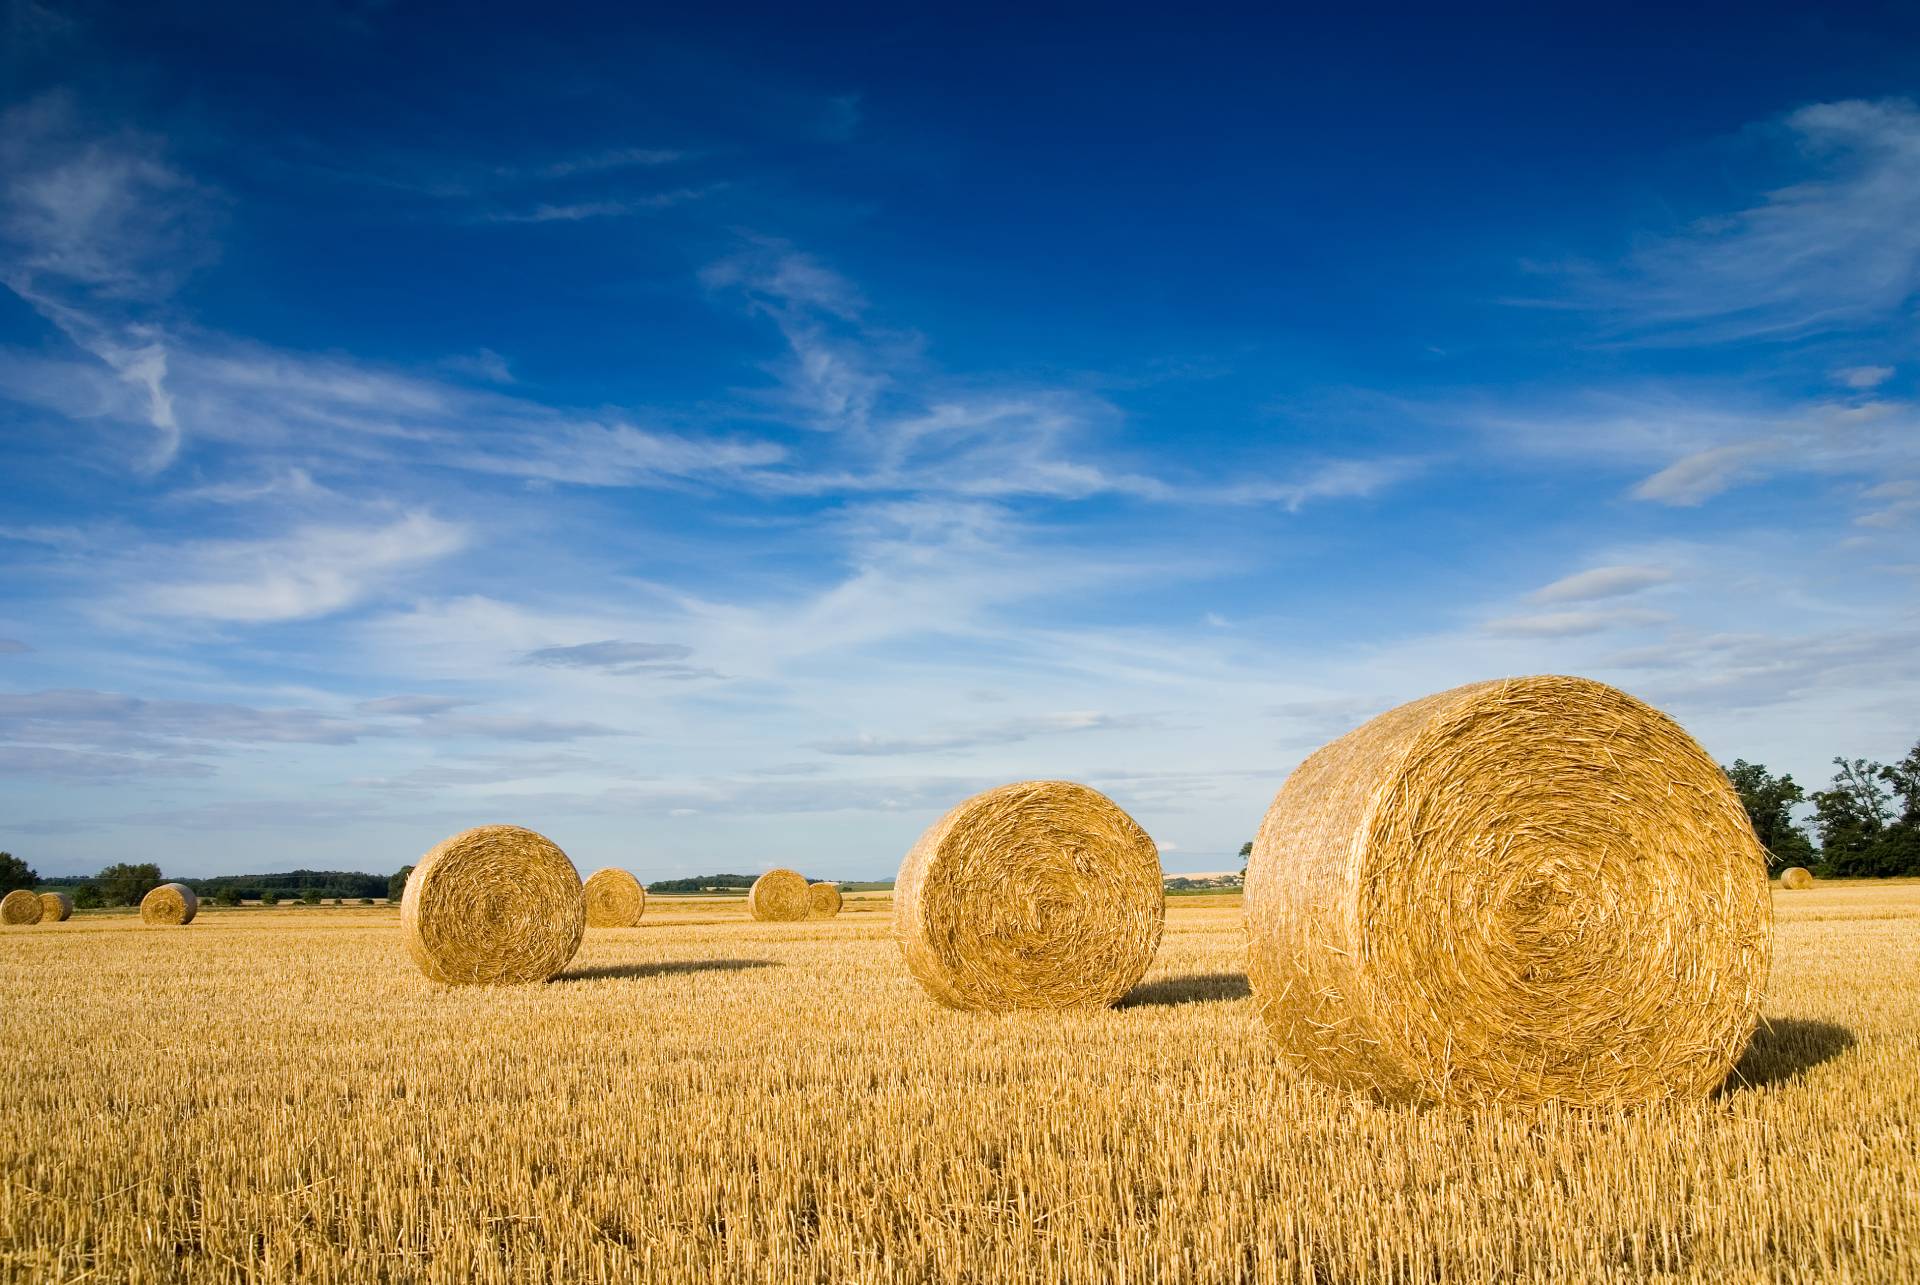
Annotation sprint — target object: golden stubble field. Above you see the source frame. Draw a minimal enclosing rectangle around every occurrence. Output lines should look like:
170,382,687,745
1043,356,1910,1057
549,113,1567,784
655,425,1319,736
3,885,1917,1284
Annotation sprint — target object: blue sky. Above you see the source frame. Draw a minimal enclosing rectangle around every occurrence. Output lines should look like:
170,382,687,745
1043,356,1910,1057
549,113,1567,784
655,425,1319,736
3,1,1917,879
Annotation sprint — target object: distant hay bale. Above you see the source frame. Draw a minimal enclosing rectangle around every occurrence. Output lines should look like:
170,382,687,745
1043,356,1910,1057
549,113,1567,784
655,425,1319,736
1245,675,1772,1107
140,883,198,926
748,868,812,922
2,889,44,926
584,867,647,927
401,825,585,984
1779,867,1815,890
808,882,843,918
38,892,73,922
894,780,1164,1011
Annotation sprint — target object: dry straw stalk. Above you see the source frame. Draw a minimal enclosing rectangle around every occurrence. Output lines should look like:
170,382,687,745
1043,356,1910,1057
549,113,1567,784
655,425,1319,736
1780,867,1815,890
808,882,843,918
894,779,1164,1012
2,889,43,926
749,869,812,922
38,892,73,922
584,867,647,927
1245,674,1772,1107
140,883,198,926
401,825,585,984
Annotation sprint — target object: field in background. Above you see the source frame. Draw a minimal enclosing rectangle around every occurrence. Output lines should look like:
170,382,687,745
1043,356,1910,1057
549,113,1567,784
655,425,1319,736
3,886,1916,1282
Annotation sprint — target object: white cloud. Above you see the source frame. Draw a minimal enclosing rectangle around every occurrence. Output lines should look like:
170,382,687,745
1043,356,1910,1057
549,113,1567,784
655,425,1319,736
1835,365,1895,389
1531,564,1674,603
1485,607,1670,638
815,711,1154,756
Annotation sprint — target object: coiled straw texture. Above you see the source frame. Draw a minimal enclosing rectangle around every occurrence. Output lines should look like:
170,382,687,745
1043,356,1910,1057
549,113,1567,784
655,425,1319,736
2,890,43,926
39,892,73,922
749,869,812,922
584,867,647,927
140,883,198,926
894,780,1164,1012
1246,675,1772,1106
1779,867,1815,890
401,825,585,984
808,882,843,918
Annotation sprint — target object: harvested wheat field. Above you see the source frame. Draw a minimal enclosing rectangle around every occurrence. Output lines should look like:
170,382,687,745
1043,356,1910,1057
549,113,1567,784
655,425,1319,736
2,885,1917,1283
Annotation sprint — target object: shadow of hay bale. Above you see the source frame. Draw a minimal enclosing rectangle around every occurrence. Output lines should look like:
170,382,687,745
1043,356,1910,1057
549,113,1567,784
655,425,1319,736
1118,972,1252,1008
1720,1018,1855,1093
553,958,778,983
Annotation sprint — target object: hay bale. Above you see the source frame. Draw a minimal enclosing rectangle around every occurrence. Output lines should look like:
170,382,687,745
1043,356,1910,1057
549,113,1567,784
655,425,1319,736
2,889,44,926
808,881,843,918
401,825,584,984
584,867,647,927
894,780,1164,1011
38,892,73,922
140,883,198,926
748,868,812,922
1779,866,1815,890
1245,675,1772,1106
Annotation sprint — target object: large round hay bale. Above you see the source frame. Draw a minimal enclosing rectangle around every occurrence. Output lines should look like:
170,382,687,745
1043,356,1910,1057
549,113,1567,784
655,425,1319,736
1246,675,1772,1106
808,881,843,918
748,868,811,922
401,825,585,984
894,780,1164,1011
584,867,646,927
1779,866,1815,890
2,889,44,926
140,883,198,926
38,892,73,922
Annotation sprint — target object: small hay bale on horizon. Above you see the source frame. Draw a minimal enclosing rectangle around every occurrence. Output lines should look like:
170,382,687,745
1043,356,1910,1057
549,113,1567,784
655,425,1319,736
2,889,44,926
140,883,198,926
584,867,647,927
894,779,1164,1012
748,869,811,922
1245,674,1772,1107
808,881,842,918
401,825,585,985
38,892,73,922
1779,866,1815,890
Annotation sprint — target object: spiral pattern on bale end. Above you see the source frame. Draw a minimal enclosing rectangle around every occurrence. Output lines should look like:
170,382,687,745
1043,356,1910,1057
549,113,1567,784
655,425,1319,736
400,825,584,984
1246,675,1772,1107
584,868,647,927
808,882,843,918
38,892,73,922
894,780,1164,1012
140,883,198,926
748,869,811,922
1779,867,1815,890
2,889,44,925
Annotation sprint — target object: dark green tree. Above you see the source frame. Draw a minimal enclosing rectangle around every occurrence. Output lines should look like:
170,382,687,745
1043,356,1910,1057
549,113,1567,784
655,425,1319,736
1875,741,1920,876
72,883,103,910
96,862,164,907
388,866,413,902
214,886,242,908
1724,761,1816,870
260,889,280,906
1811,758,1892,876
300,886,321,906
0,852,38,894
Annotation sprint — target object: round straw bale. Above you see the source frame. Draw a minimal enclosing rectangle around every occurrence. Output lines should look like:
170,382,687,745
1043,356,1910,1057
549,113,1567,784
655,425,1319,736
808,881,843,918
38,892,73,922
1779,866,1815,890
1246,675,1772,1107
748,868,811,921
894,780,1164,1011
140,883,198,926
2,889,44,926
584,867,646,927
401,825,584,984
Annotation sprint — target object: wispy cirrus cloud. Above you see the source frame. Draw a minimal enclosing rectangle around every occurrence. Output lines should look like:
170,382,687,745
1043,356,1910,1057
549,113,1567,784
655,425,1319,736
1530,564,1674,603
814,710,1155,757
517,639,719,679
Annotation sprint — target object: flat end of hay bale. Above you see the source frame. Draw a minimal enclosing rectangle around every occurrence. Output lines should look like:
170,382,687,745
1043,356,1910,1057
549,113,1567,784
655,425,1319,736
749,869,811,921
139,883,197,926
1246,675,1772,1106
808,881,843,918
400,825,585,984
2,889,44,926
38,892,73,922
1779,867,1815,890
584,867,647,927
893,779,1164,1012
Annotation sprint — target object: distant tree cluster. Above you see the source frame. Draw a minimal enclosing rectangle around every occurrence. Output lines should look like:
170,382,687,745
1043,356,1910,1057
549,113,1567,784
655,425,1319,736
1728,741,1920,877
646,874,762,894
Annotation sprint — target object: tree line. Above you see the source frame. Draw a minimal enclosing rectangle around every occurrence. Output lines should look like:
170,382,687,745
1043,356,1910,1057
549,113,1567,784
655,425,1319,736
1728,739,1920,876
